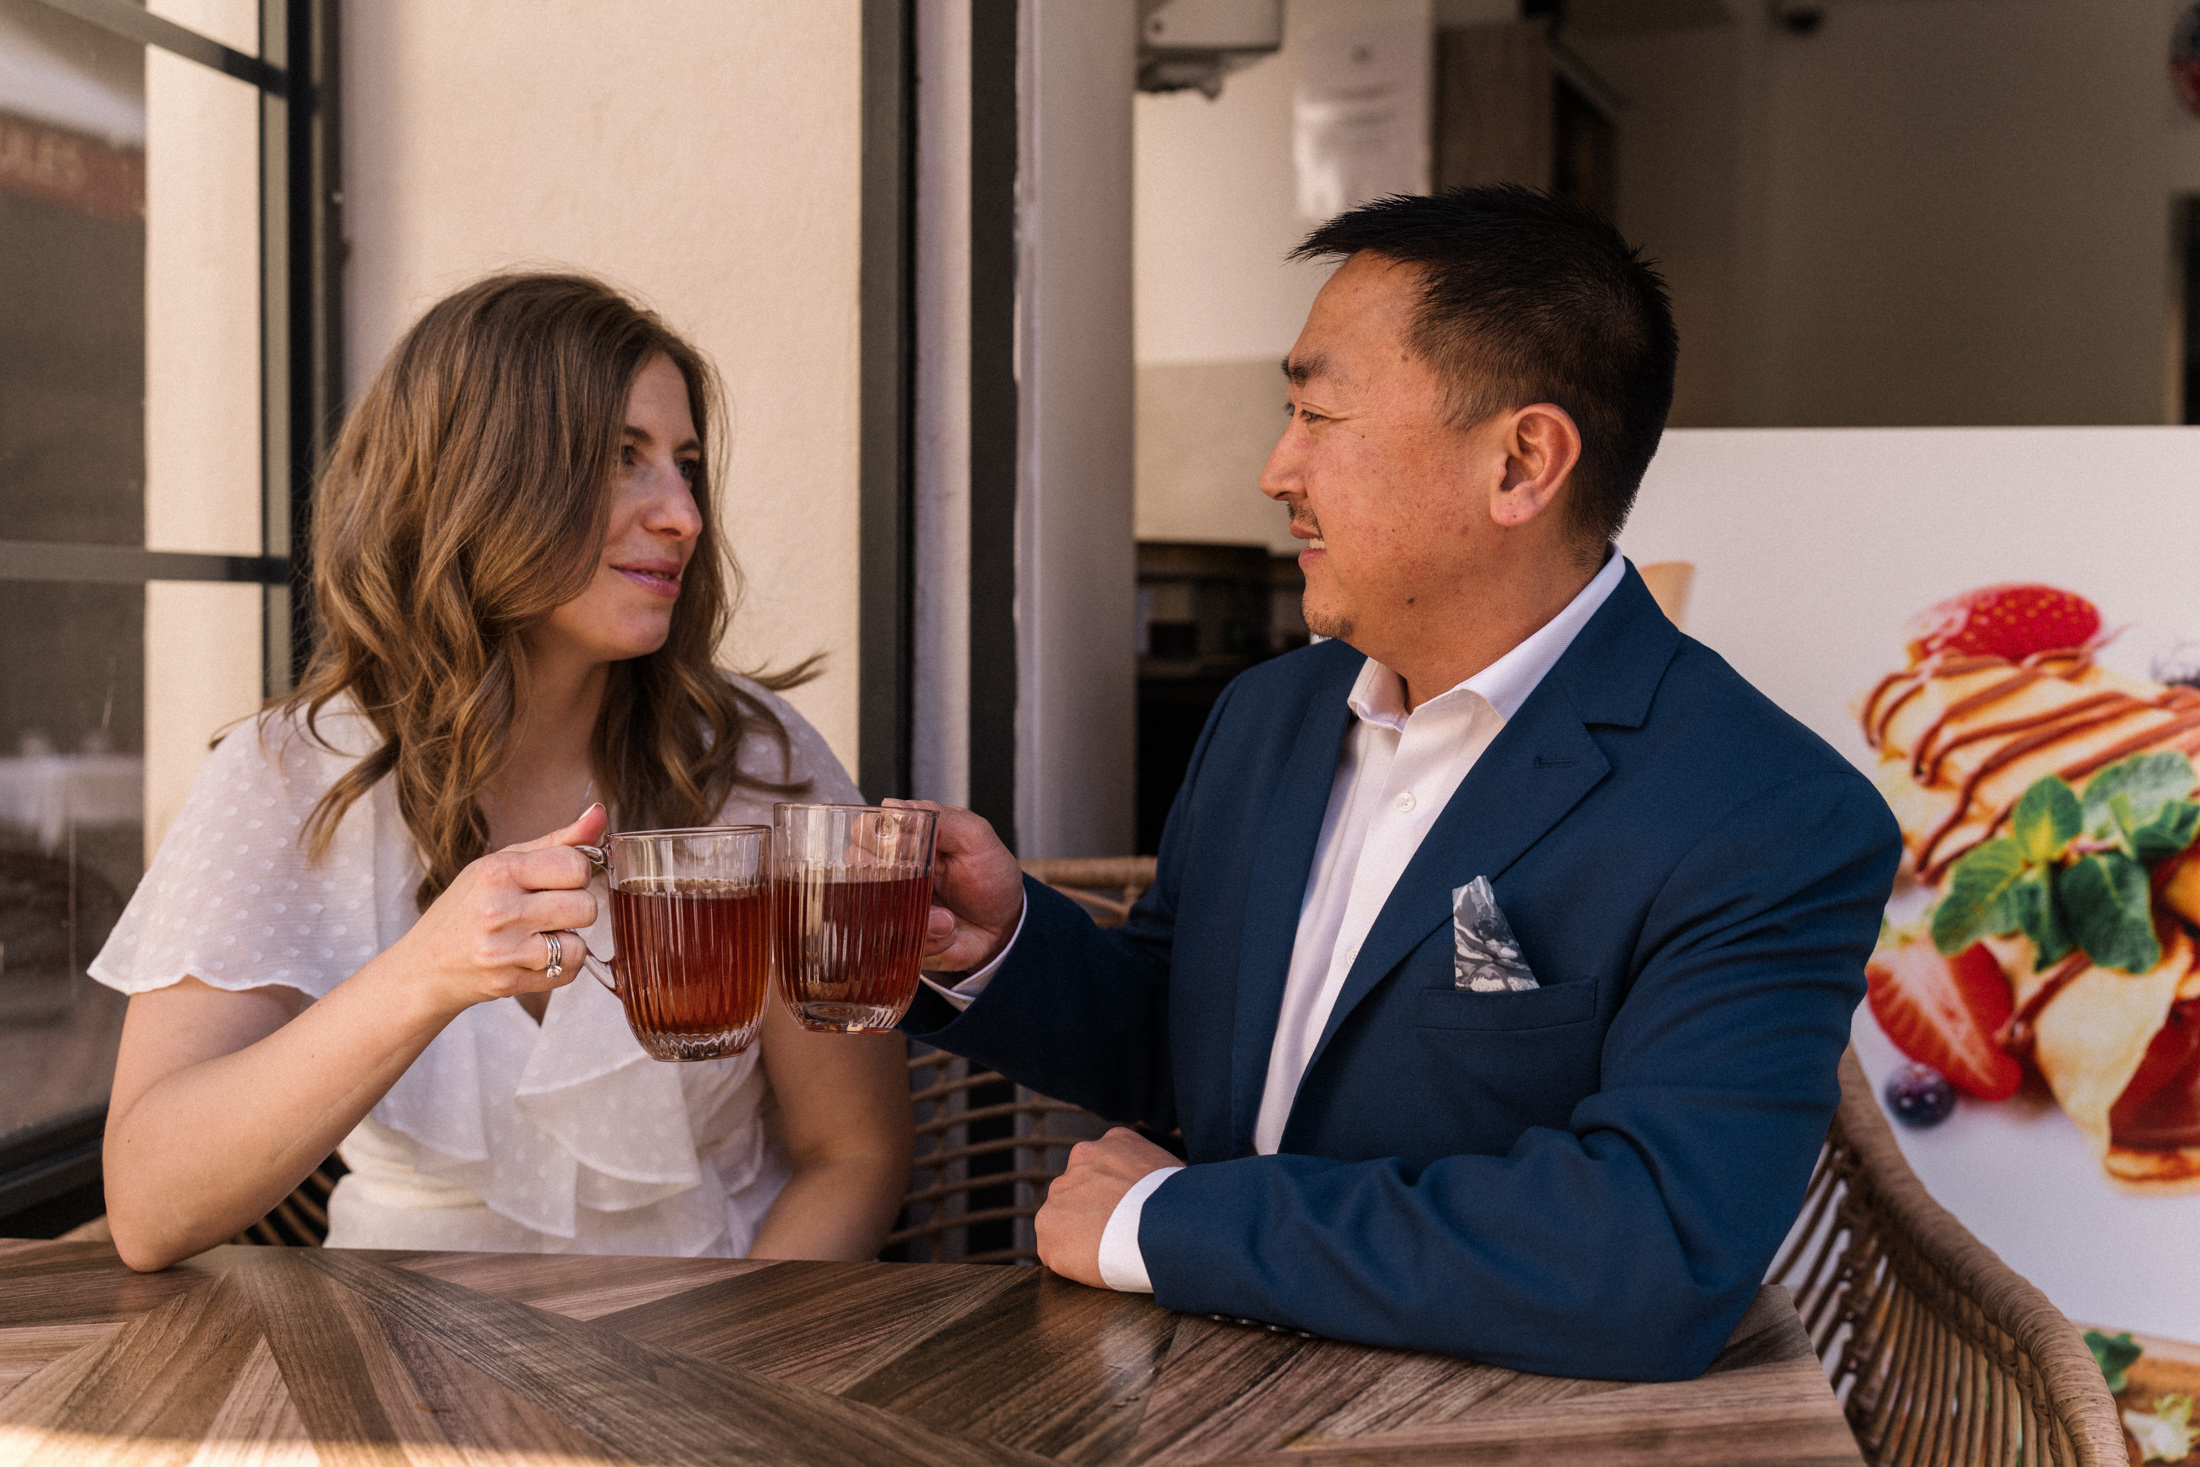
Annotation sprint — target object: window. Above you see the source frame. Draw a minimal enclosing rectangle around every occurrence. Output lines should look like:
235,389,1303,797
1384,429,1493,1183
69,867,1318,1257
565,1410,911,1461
0,0,336,1236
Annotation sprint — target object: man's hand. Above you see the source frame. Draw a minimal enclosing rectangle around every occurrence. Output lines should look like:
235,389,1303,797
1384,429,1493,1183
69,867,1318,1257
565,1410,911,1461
1034,1127,1180,1288
886,800,1025,972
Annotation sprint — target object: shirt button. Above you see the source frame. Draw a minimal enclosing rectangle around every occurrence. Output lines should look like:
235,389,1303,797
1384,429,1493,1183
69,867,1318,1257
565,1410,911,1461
1394,791,1417,813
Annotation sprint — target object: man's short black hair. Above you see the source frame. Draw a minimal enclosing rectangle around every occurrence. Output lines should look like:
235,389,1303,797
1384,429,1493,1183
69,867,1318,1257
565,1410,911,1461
1291,186,1677,551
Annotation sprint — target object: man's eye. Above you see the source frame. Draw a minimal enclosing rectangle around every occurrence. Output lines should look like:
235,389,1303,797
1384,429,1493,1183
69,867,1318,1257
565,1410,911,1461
677,459,699,482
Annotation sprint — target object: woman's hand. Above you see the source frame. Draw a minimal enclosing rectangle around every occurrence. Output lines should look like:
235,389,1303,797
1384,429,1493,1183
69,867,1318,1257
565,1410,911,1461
388,803,609,1016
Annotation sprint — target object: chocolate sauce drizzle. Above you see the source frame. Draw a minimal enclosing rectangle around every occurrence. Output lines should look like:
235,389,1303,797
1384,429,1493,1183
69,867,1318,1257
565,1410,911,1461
1862,646,2200,882
1994,950,2090,1061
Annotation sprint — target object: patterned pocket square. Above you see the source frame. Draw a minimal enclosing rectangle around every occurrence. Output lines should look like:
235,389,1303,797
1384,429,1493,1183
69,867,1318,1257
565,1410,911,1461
1452,876,1540,992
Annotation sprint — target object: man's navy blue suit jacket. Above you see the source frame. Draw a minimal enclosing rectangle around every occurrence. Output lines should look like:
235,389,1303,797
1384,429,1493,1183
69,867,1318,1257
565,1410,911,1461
904,563,1900,1381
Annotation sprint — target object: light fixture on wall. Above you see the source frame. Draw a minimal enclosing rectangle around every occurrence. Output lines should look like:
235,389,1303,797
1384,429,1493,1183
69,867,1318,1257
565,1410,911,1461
1137,0,1284,100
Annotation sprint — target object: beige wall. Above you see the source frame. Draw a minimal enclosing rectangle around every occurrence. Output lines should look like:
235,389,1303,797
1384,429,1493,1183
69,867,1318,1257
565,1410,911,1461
1575,0,2200,428
342,0,866,766
143,0,265,854
1137,0,2200,440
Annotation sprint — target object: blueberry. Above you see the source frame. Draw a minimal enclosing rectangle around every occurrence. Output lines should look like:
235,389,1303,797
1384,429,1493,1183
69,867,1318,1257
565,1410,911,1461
1884,1064,1956,1128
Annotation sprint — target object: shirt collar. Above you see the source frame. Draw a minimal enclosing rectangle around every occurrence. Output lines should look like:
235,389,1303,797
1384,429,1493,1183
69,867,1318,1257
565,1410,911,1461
1346,548,1628,731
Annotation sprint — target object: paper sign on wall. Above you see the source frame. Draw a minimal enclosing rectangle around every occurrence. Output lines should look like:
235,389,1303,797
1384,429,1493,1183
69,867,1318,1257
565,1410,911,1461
1293,24,1430,221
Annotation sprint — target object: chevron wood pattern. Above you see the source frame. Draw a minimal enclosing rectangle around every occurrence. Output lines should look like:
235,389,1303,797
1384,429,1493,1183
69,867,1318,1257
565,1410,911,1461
0,1241,1862,1465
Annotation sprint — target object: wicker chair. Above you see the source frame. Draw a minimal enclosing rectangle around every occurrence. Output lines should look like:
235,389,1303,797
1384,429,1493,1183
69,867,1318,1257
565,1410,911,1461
882,857,1159,1265
1771,1049,2124,1466
886,1048,1110,1264
232,1157,346,1246
1018,856,1158,927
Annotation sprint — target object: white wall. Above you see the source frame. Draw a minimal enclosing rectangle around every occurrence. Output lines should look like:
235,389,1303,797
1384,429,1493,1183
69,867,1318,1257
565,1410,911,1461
342,1,865,766
1019,0,1139,857
1133,0,1512,553
913,0,972,809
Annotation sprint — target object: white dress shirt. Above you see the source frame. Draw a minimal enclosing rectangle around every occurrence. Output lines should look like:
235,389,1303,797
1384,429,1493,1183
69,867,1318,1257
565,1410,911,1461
934,551,1627,1292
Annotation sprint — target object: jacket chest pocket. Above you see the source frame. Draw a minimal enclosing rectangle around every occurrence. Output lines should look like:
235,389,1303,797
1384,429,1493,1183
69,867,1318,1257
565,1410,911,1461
1414,979,1596,1031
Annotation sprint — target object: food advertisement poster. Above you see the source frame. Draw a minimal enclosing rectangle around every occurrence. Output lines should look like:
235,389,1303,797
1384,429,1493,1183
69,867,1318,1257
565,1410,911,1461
1621,427,2200,1416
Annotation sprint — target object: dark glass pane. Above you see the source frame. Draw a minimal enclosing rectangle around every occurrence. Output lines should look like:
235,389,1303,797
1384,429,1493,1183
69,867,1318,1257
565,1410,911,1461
0,579,143,1144
0,0,147,547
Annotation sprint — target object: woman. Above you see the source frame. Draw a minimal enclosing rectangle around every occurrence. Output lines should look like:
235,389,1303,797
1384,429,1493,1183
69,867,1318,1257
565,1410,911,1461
91,274,912,1271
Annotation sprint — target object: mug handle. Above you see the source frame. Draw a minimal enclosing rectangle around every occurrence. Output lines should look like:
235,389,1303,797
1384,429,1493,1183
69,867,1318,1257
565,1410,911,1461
572,844,618,994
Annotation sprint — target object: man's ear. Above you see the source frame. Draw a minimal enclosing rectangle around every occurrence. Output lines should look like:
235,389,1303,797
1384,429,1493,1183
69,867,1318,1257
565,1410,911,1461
1489,404,1583,529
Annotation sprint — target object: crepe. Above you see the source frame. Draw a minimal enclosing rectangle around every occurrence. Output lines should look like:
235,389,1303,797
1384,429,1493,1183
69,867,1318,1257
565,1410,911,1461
1860,652,2200,882
1861,638,2200,1194
1982,931,2200,1193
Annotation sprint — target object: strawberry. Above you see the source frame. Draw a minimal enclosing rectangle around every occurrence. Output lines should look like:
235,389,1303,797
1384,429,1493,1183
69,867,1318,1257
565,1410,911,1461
1905,584,2101,664
1866,937,2022,1101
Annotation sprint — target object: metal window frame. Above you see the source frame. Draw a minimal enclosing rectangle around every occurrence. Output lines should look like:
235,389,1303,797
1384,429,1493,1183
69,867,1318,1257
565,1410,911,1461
0,0,342,1232
858,0,918,802
966,0,1020,848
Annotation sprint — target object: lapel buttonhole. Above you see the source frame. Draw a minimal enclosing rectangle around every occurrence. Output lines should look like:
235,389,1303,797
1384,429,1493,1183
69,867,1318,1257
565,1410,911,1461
1534,755,1578,768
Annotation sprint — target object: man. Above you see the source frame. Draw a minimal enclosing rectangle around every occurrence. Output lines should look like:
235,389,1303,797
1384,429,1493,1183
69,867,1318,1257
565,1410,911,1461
902,186,1900,1382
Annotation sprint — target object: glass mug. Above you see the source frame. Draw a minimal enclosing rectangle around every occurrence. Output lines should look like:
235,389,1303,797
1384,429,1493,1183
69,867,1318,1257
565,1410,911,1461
575,827,772,1061
771,803,938,1031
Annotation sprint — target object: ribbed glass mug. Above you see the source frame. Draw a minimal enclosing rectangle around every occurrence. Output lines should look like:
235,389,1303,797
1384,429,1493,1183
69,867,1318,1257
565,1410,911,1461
576,827,772,1061
770,804,938,1031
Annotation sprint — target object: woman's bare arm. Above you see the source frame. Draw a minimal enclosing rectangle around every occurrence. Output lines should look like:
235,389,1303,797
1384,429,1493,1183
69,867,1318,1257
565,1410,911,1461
746,1002,914,1261
102,807,608,1271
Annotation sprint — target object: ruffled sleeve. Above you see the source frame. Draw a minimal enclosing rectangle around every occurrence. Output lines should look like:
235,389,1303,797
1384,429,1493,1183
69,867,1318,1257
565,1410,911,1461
90,704,410,999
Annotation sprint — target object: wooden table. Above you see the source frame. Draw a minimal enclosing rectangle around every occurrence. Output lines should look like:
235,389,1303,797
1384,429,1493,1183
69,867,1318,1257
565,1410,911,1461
0,1240,1863,1465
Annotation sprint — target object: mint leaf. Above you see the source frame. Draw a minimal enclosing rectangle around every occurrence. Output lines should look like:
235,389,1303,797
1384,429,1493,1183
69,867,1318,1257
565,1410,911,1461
2006,871,2073,966
2060,852,2161,974
2083,753,2197,838
2087,1329,2143,1394
1932,838,2029,954
2012,776,2083,864
2134,801,2200,866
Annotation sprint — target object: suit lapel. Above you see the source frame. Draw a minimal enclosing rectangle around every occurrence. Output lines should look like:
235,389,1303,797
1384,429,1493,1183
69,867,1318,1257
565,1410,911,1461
1288,564,1682,1097
1298,686,1612,1080
1227,675,1357,1155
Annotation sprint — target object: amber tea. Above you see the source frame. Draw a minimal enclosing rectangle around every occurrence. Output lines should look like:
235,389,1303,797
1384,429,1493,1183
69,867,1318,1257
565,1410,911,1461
772,805,938,1031
579,827,770,1061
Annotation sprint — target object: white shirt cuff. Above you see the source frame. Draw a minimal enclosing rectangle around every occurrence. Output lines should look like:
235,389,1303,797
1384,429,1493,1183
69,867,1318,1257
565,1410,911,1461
915,892,1027,1012
1097,1164,1181,1293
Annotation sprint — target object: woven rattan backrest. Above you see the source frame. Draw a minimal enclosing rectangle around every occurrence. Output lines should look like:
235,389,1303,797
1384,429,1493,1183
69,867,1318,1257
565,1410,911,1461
888,1048,1110,1264
231,1156,346,1247
1771,1049,2124,1466
882,859,1150,1265
1018,857,1157,927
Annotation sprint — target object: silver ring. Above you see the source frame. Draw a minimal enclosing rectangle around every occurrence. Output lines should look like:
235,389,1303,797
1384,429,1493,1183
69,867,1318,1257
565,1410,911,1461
542,931,564,981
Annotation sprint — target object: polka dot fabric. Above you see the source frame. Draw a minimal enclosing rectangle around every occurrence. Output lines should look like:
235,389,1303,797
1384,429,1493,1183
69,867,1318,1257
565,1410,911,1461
89,682,863,1257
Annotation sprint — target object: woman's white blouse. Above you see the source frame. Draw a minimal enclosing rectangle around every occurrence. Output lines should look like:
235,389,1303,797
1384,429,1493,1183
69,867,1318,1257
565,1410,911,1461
88,683,861,1257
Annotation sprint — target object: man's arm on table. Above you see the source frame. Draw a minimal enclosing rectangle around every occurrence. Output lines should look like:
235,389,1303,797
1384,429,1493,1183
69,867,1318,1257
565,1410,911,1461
1122,771,1896,1381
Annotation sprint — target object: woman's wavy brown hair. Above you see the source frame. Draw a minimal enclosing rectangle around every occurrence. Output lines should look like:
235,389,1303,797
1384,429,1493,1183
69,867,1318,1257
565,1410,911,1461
278,271,816,908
